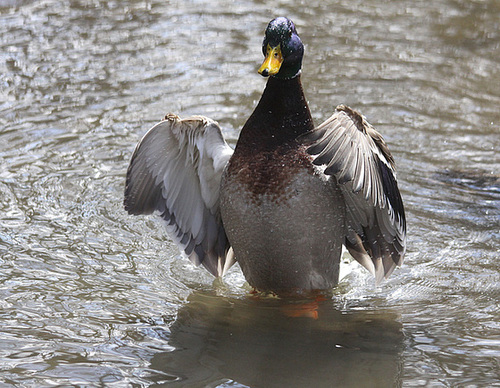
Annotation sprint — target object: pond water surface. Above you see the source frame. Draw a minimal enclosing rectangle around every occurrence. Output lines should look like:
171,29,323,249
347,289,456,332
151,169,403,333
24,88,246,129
0,0,499,387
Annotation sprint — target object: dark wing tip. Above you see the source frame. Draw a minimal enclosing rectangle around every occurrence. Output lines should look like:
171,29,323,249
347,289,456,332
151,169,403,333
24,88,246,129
379,158,406,217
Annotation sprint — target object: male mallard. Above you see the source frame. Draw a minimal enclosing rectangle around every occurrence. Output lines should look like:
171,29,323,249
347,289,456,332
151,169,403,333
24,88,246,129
124,17,406,295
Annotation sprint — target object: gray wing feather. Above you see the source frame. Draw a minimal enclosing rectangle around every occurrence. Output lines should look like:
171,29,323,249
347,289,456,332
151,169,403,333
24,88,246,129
124,114,235,277
307,105,406,283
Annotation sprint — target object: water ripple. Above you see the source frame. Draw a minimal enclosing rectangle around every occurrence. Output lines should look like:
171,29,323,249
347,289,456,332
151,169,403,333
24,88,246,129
0,0,499,386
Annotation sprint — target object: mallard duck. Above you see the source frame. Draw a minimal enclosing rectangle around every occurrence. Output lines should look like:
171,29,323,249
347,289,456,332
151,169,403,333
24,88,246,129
124,17,406,295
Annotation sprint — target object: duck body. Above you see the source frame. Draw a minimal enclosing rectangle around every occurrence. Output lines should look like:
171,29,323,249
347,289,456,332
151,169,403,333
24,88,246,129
220,76,346,292
124,17,406,295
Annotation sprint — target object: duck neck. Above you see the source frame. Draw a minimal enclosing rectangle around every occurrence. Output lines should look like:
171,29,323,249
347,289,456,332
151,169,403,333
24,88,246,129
236,75,314,151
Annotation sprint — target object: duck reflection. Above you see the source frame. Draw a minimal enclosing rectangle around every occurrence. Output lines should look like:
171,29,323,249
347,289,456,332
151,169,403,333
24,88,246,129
148,291,404,387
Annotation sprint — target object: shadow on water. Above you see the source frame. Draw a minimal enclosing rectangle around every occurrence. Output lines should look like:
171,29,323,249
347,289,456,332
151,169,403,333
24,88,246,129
147,291,404,387
433,168,500,196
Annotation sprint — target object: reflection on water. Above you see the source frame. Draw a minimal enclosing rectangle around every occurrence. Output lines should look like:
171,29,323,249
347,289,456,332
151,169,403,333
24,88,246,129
0,0,499,386
149,292,403,387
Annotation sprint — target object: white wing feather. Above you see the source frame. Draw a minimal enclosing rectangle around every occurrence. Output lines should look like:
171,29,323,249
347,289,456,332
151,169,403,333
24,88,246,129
307,105,406,283
124,114,235,276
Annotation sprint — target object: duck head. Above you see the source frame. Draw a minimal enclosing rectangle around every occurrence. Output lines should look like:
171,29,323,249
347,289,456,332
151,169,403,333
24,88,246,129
258,17,304,79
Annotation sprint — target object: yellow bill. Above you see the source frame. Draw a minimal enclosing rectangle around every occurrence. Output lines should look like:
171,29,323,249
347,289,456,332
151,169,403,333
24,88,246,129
258,44,283,76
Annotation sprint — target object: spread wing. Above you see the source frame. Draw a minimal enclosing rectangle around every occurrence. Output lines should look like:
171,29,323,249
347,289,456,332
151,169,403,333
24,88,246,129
307,105,406,284
124,114,235,277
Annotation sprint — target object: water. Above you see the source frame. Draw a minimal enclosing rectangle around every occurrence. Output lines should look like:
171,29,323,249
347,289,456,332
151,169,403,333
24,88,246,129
0,0,499,386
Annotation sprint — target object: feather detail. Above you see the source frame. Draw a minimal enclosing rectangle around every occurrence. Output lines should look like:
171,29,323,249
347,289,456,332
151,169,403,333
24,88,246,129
307,105,406,283
124,114,235,276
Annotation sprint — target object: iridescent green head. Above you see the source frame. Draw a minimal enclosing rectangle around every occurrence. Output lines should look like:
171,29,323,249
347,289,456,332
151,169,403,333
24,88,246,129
258,17,304,80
